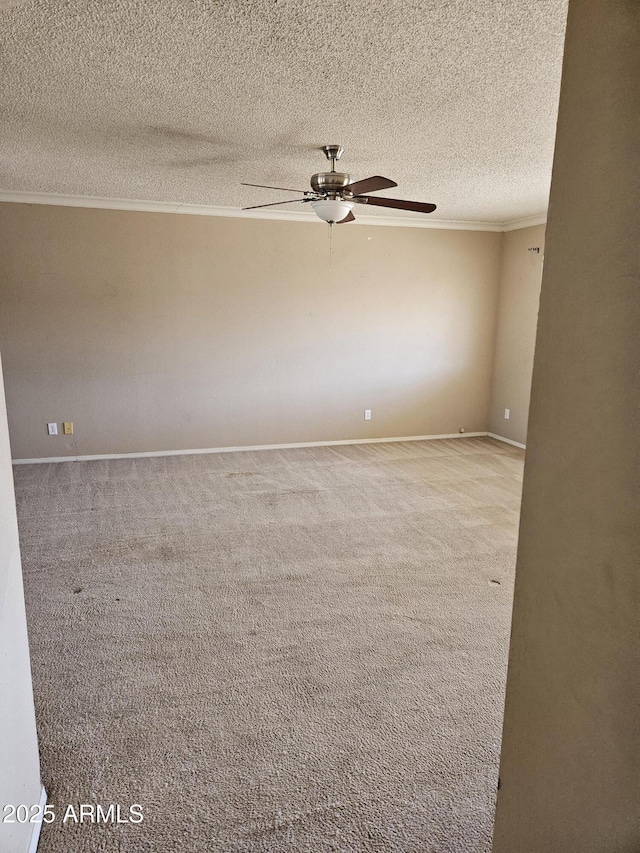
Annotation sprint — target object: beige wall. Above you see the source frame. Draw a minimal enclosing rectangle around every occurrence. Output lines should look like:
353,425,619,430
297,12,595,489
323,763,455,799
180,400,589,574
0,354,42,852
489,224,545,445
493,0,640,850
0,203,502,459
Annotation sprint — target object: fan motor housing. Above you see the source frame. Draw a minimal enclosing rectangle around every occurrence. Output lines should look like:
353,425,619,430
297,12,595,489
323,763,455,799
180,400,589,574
311,172,351,195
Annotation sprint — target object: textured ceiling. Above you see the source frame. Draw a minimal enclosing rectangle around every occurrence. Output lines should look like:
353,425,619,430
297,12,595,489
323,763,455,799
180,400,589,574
0,0,567,223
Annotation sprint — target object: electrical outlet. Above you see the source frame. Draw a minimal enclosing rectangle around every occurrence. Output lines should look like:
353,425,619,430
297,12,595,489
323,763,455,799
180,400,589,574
47,422,58,436
364,409,372,421
504,408,510,420
63,422,74,435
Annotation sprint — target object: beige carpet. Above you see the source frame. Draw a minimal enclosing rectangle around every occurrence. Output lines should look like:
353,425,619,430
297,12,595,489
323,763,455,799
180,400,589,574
15,436,524,853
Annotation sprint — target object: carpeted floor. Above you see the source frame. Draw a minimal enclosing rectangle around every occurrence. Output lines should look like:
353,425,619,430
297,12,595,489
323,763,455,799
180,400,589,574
15,436,524,853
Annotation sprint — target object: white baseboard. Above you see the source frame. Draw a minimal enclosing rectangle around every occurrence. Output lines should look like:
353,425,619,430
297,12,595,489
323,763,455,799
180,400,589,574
487,432,526,449
28,786,47,853
13,432,490,465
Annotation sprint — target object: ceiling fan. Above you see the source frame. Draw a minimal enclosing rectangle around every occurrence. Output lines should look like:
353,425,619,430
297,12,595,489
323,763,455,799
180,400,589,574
241,145,437,225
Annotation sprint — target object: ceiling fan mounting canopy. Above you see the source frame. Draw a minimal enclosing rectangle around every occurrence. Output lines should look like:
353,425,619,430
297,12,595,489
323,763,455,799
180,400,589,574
321,144,344,165
241,146,437,224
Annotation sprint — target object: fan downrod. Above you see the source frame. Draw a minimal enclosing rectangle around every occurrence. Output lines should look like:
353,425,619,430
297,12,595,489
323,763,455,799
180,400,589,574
321,144,344,171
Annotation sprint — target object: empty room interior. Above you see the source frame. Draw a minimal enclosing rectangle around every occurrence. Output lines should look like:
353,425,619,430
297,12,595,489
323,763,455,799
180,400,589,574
2,1,638,852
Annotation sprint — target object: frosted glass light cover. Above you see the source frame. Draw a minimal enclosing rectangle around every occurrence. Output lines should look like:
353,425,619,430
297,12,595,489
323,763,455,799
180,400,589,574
310,199,354,223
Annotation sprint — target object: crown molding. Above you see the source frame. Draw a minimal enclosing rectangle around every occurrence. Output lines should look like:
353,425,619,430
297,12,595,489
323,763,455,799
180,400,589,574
501,213,547,231
0,190,545,232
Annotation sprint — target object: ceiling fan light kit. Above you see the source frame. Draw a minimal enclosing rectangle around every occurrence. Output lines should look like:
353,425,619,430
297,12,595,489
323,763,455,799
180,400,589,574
311,199,354,224
242,145,437,225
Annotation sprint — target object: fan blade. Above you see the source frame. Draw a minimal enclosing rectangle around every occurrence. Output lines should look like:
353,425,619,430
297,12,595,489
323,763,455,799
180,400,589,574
355,196,437,214
241,182,308,193
344,175,397,196
242,198,305,210
336,210,356,224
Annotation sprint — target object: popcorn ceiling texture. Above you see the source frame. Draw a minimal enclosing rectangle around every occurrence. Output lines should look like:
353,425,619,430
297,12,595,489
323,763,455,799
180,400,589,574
0,0,567,222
